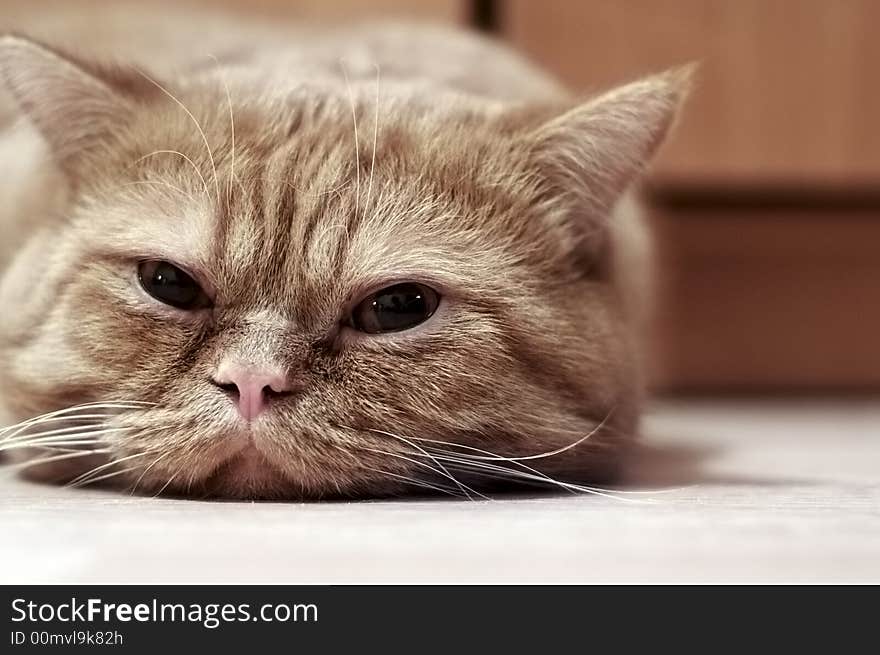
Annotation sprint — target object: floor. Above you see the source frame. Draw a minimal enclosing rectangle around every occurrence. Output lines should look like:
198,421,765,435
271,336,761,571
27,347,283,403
1,399,878,584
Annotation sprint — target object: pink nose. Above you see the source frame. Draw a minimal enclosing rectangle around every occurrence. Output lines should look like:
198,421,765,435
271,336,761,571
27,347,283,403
212,365,292,421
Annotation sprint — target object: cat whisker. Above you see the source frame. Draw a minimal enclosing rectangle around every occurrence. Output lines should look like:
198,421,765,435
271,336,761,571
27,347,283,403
426,442,578,496
68,465,147,490
1,440,107,453
357,444,486,501
1,402,153,445
66,450,155,488
364,62,380,222
209,54,236,206
1,401,155,434
2,449,112,475
2,423,103,444
23,445,101,454
424,441,671,497
340,59,361,222
385,432,491,500
431,455,651,503
470,410,613,463
134,68,222,204
358,413,660,501
340,424,487,500
154,461,188,498
43,401,155,410
374,426,578,497
1,423,136,448
1,426,134,447
439,459,553,490
443,460,603,498
1,416,97,437
360,466,462,498
129,451,173,496
404,407,614,463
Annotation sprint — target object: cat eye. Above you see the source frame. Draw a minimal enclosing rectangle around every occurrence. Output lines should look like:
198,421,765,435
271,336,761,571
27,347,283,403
137,261,211,310
351,283,440,334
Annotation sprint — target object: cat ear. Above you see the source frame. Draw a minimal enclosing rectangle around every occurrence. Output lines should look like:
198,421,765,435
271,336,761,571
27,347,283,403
0,34,141,173
528,66,693,251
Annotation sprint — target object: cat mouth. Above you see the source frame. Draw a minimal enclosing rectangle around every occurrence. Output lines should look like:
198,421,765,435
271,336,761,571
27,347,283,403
201,442,288,498
221,443,268,474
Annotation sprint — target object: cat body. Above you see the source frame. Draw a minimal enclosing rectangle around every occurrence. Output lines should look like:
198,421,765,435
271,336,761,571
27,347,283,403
0,14,686,498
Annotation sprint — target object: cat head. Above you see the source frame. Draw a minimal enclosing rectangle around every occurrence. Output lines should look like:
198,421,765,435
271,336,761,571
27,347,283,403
0,34,689,498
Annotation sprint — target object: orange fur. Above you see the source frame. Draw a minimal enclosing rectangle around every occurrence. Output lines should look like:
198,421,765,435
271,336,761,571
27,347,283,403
0,23,689,498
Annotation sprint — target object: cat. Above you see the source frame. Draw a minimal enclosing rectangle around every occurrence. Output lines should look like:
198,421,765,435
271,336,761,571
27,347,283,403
0,16,689,499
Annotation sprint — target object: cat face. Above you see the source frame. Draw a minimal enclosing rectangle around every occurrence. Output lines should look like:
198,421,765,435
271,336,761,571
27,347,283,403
0,36,688,498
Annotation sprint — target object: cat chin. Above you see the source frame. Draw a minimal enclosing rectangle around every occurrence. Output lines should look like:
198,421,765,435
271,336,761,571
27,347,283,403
196,443,293,499
177,442,396,501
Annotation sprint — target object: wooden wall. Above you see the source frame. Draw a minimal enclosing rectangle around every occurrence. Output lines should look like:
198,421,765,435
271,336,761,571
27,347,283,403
503,0,880,392
4,0,875,392
184,0,465,22
504,0,880,188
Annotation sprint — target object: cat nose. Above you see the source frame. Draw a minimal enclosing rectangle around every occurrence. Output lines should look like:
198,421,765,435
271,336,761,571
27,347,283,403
211,364,293,421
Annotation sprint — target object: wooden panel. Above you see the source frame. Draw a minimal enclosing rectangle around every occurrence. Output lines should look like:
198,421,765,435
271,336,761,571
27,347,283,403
0,0,464,29
0,0,465,87
504,0,880,187
647,206,880,391
185,0,464,21
0,0,465,22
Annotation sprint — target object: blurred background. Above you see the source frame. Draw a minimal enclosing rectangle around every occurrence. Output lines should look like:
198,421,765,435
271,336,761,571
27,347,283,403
3,0,878,396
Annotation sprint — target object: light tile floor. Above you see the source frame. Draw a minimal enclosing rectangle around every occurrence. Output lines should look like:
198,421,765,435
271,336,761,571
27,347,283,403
2,399,878,583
